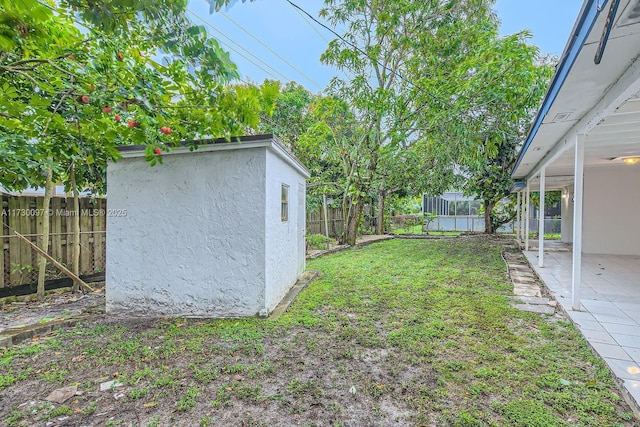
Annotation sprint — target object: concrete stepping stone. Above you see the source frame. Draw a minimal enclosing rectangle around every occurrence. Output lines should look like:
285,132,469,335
513,304,556,315
509,296,551,305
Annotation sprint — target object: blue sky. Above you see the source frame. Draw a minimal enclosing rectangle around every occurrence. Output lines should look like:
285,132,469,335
186,0,584,93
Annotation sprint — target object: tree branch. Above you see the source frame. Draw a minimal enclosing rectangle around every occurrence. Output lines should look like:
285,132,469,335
41,87,76,137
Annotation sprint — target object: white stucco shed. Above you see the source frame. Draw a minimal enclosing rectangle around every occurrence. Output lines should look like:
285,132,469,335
106,134,310,318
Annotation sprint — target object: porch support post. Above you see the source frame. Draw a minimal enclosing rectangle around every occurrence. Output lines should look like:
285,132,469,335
525,180,531,251
516,191,521,241
572,134,585,311
538,167,546,267
520,188,526,242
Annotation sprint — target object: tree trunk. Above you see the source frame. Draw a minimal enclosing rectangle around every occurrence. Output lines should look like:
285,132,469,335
345,199,363,247
37,167,53,300
484,201,495,234
376,190,385,235
70,161,80,292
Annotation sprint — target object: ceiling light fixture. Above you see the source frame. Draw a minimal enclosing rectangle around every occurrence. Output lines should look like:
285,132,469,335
622,157,640,165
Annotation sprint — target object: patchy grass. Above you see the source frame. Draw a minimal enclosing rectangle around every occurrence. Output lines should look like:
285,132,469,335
0,238,636,426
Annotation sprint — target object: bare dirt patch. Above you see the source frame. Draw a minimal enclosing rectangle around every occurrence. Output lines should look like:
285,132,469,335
0,286,105,334
0,239,637,426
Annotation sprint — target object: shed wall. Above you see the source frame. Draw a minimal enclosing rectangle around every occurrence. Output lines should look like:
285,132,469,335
106,148,267,317
263,149,306,313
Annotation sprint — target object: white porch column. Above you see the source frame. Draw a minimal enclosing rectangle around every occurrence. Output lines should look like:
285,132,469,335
516,191,521,241
538,168,546,267
520,188,526,242
525,181,530,251
572,134,585,310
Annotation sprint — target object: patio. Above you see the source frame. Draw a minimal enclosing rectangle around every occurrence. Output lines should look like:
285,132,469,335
524,250,640,411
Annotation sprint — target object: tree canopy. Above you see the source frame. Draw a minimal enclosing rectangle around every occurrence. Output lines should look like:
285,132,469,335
0,0,269,194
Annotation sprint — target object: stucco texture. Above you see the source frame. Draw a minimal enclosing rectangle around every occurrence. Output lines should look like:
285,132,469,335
264,150,307,313
107,146,276,317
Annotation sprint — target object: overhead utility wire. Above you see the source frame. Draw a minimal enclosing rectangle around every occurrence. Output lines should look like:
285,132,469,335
216,39,280,82
187,8,293,82
219,11,323,90
284,0,450,109
292,3,331,44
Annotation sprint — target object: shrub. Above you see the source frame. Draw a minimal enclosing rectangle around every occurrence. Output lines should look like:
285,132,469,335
307,234,330,250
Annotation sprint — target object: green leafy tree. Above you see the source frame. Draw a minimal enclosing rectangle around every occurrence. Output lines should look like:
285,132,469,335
453,33,555,233
259,81,315,154
319,0,498,245
0,0,260,297
298,96,362,241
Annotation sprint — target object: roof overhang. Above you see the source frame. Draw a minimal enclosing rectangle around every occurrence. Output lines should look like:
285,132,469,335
512,0,640,183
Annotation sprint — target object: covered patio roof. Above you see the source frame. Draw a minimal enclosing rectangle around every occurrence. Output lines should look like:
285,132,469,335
512,0,640,182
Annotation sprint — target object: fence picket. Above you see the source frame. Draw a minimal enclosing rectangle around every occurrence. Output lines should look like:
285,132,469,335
1,193,106,289
80,199,92,273
8,197,21,285
51,197,63,261
19,197,31,271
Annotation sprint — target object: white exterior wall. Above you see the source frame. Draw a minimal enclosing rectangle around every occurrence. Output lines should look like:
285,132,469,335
561,185,574,243
582,166,640,255
106,148,268,317
263,149,306,313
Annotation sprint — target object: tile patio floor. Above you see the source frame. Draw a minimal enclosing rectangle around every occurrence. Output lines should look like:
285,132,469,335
524,250,640,412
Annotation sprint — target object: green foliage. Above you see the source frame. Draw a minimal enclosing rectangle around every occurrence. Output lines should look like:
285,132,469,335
4,410,25,426
305,0,553,237
128,387,150,400
176,385,200,411
0,373,18,388
450,35,555,233
530,191,562,208
81,401,97,415
47,405,74,418
0,0,260,194
307,233,330,250
496,399,565,427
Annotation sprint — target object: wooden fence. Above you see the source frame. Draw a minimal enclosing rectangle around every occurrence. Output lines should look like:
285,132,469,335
1,194,106,289
306,207,344,238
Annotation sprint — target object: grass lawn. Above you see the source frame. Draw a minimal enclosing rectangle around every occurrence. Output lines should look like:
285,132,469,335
0,238,636,426
392,225,462,236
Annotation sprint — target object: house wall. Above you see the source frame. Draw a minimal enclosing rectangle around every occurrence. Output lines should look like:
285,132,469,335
561,185,574,243
106,148,267,317
581,165,640,255
263,149,306,314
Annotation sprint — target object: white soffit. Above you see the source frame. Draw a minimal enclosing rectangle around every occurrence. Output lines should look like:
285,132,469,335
513,0,640,180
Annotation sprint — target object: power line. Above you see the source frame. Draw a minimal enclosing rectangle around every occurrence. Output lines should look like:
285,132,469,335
219,11,323,90
284,0,448,108
291,2,331,44
187,8,293,83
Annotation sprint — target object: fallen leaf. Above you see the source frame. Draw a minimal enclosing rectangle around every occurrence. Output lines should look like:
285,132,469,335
143,402,157,408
